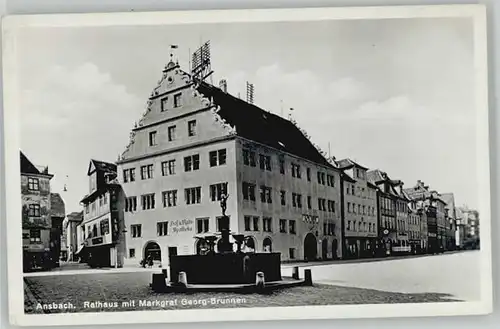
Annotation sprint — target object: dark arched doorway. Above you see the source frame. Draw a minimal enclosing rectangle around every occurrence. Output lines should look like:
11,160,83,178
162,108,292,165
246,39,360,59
304,233,317,261
322,239,328,260
263,237,272,252
144,241,161,262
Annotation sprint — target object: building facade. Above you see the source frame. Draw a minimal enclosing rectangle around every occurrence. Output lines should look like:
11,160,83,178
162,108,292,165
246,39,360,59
367,169,399,256
405,180,447,253
116,60,343,267
338,159,378,259
21,151,65,271
79,160,125,268
441,193,458,251
394,183,411,253
65,211,83,261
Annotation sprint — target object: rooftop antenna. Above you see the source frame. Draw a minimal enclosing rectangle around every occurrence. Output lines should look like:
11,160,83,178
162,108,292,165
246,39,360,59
246,81,254,104
63,175,68,192
191,40,213,84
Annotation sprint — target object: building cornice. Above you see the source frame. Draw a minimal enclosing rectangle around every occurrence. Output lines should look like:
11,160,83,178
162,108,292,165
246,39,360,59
133,105,214,132
21,172,54,179
117,134,237,165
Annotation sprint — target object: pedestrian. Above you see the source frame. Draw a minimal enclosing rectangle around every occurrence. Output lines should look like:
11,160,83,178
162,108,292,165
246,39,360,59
147,254,153,268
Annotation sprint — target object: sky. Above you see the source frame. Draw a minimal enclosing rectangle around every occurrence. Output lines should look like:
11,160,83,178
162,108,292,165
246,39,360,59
15,17,477,213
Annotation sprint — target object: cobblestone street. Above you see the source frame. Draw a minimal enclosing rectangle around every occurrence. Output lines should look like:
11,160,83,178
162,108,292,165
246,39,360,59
23,252,478,314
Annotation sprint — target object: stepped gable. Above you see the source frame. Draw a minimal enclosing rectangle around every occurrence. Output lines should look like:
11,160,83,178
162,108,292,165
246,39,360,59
196,81,334,168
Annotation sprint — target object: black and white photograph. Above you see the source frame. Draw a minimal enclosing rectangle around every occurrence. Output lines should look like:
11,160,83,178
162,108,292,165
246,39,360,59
2,4,492,326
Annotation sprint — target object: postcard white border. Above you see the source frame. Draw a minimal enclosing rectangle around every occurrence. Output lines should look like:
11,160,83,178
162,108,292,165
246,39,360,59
1,4,492,327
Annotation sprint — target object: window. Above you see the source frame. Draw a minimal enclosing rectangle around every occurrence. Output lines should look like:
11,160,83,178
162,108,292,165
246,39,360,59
280,190,286,206
260,186,272,203
279,219,287,233
161,160,176,176
306,168,311,181
358,204,361,214
292,193,302,208
289,248,296,259
317,172,326,185
123,168,136,183
28,204,40,217
210,182,228,202
185,187,202,205
125,196,137,212
347,221,351,230
173,93,182,107
327,175,335,187
184,154,200,172
242,182,256,201
307,196,312,209
140,164,154,180
197,218,209,233
162,190,177,207
149,131,157,146
131,224,142,238
100,219,110,235
279,156,285,174
327,200,335,212
157,221,169,236
351,185,355,195
244,216,252,231
259,154,271,171
99,195,104,207
209,149,227,167
85,204,90,214
252,216,260,231
29,229,41,243
27,177,39,191
291,163,301,178
161,97,168,112
363,205,366,215
347,202,351,213
168,125,176,141
141,193,155,210
318,198,326,211
129,249,136,258
188,120,197,136
103,194,108,205
263,217,273,232
243,149,256,167
91,202,96,213
289,220,296,234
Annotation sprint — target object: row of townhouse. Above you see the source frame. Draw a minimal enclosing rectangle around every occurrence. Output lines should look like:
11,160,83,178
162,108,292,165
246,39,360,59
71,58,472,268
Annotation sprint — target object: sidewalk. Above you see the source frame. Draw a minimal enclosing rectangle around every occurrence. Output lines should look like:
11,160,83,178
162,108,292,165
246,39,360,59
24,264,162,277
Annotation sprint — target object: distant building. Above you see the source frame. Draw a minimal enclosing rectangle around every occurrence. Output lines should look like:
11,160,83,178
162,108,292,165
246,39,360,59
405,180,447,253
441,193,458,250
393,182,411,252
79,160,125,268
367,169,400,256
20,151,65,271
65,211,83,261
116,60,343,267
455,207,467,248
458,206,480,248
337,159,378,259
50,192,66,266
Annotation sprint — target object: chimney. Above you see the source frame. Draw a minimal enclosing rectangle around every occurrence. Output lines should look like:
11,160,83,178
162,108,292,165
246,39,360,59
219,79,227,93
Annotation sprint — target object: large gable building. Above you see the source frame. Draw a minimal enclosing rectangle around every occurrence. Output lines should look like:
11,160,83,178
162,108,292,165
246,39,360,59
116,59,343,266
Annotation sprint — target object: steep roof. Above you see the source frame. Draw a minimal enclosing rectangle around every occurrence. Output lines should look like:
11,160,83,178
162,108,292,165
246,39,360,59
366,169,387,184
89,159,117,176
337,158,368,170
67,211,84,223
20,151,53,177
196,82,335,169
50,193,66,218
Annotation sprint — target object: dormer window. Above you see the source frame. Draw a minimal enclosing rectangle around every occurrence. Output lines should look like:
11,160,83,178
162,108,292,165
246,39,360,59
188,120,197,137
149,131,157,146
174,93,182,108
161,97,168,112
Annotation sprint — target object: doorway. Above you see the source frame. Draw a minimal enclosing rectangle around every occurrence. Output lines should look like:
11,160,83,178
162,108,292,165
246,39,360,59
304,233,317,261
